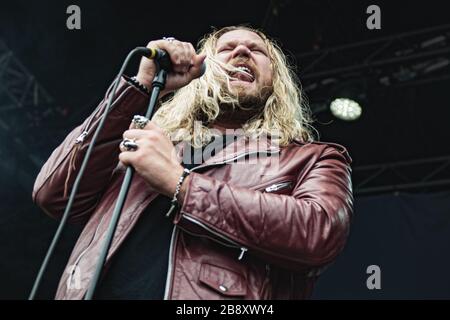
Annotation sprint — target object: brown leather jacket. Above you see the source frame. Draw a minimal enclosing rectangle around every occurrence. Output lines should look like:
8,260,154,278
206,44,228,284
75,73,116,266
33,77,354,300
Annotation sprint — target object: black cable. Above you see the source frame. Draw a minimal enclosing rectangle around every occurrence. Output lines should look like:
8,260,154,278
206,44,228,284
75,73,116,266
28,47,150,300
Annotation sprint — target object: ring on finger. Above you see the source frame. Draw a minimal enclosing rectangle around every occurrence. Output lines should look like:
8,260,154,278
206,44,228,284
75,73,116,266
120,138,138,152
132,115,150,130
163,37,176,43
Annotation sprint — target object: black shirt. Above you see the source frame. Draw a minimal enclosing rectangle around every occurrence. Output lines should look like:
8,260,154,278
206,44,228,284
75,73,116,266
95,135,235,299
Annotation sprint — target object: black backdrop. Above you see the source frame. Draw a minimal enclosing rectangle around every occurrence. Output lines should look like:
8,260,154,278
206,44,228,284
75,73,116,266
313,190,450,299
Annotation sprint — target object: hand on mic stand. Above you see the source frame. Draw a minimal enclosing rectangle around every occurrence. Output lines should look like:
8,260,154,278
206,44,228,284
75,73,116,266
136,38,207,98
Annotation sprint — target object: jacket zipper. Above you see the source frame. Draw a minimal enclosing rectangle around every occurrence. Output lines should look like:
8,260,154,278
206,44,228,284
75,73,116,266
177,220,248,258
75,131,88,144
68,214,106,288
162,147,280,299
163,226,178,300
264,181,292,193
181,214,248,260
74,110,98,145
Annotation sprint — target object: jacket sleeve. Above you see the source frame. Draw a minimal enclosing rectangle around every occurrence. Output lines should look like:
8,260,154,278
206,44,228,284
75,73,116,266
32,77,149,224
175,145,353,271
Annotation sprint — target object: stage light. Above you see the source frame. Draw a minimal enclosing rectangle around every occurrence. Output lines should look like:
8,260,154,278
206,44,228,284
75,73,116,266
329,98,362,121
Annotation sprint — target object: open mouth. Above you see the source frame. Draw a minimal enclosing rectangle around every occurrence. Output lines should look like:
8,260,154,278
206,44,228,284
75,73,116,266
229,64,255,83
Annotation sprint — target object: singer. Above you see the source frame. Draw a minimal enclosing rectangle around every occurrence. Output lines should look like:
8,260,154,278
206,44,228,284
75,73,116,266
32,26,353,300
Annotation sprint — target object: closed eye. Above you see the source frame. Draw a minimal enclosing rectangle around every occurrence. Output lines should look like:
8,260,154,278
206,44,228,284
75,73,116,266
251,48,267,55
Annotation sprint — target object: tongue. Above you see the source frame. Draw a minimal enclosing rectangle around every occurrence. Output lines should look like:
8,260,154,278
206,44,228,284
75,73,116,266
234,72,254,82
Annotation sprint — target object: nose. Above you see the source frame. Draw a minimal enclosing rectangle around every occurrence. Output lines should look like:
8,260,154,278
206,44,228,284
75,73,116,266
231,44,251,59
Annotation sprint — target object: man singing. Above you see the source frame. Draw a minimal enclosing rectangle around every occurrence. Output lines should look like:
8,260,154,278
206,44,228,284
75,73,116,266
33,26,353,299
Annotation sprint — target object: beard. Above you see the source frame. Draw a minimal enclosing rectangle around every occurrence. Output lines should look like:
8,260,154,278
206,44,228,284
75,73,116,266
213,87,270,126
220,81,272,116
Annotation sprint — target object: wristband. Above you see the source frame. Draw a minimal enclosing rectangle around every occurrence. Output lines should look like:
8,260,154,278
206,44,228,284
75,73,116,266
166,168,191,218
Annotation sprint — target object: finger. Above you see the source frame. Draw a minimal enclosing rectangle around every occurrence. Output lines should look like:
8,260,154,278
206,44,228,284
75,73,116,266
123,129,149,140
187,43,196,62
123,124,164,140
172,51,185,73
140,120,164,132
118,149,135,166
150,40,193,74
188,54,207,79
174,42,193,74
148,40,183,72
186,43,197,73
181,43,194,73
150,39,172,51
168,41,186,73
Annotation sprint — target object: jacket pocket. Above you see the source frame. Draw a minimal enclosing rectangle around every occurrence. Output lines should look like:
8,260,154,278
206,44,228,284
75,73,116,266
199,262,247,297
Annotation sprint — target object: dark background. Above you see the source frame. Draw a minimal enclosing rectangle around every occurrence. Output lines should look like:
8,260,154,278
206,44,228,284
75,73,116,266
0,0,449,299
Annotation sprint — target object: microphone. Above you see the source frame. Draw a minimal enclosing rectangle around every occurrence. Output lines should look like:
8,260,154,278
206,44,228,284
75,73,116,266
137,47,206,76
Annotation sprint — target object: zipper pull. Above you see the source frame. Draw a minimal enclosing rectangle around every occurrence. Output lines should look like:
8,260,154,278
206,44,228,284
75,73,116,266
166,203,178,218
238,247,248,260
265,181,292,193
265,185,279,192
75,130,88,144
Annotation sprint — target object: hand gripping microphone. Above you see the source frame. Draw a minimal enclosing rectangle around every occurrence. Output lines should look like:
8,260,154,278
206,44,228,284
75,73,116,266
136,47,207,75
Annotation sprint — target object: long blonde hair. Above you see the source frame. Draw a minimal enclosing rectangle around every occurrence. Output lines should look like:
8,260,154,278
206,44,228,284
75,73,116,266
152,25,315,147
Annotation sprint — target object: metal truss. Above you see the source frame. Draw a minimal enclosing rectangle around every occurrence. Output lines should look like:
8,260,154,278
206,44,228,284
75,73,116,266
297,24,450,107
0,40,65,190
0,40,56,118
354,155,450,196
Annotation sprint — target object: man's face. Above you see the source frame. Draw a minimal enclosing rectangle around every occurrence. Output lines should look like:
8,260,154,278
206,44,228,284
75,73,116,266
215,29,273,104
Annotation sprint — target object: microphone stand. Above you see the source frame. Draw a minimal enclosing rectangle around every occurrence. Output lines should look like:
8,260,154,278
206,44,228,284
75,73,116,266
84,66,168,300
